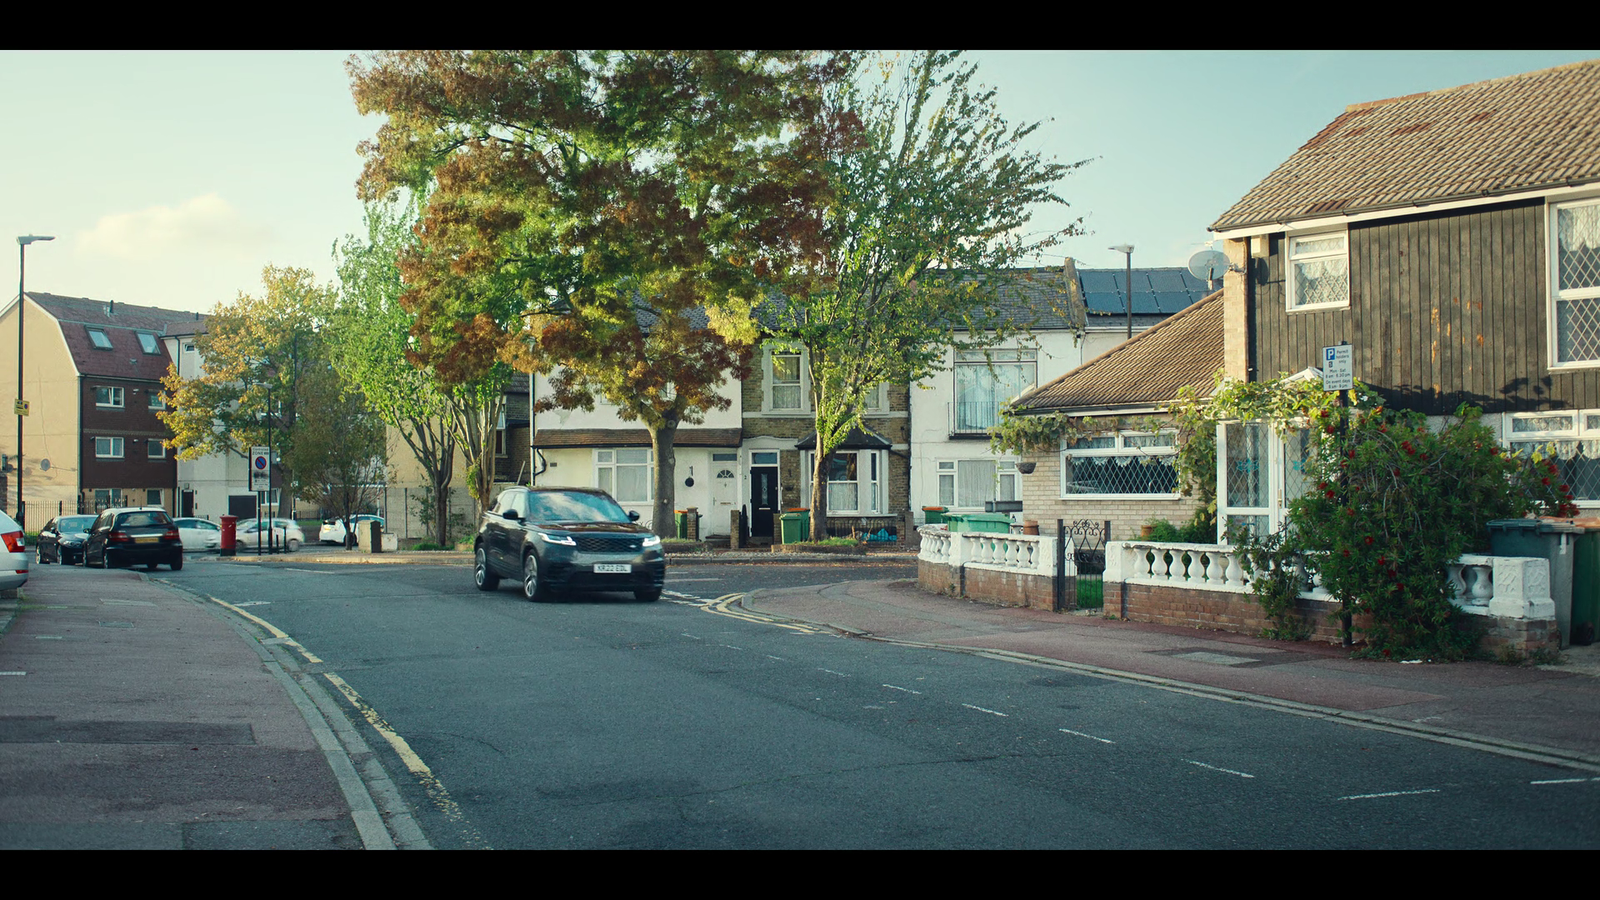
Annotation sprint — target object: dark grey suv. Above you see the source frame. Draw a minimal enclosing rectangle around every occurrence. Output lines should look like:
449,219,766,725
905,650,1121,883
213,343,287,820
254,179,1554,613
474,487,665,602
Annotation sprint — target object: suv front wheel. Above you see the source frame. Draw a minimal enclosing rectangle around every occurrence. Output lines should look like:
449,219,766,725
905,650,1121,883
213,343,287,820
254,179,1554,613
474,546,500,591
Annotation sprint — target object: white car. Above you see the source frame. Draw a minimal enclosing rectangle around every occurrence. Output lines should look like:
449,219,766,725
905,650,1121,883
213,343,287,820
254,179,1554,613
236,518,305,552
319,515,384,545
172,517,223,553
1,509,30,591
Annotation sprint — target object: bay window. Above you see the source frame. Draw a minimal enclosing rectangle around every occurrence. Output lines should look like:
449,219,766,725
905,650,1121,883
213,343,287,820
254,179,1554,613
937,459,1018,510
802,449,884,516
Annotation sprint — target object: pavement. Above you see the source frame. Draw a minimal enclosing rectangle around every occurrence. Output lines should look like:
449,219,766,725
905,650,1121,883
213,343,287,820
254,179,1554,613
3,543,1599,849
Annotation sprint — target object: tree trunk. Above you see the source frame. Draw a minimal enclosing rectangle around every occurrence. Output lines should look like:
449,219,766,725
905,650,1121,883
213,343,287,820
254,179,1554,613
650,418,679,537
810,451,830,543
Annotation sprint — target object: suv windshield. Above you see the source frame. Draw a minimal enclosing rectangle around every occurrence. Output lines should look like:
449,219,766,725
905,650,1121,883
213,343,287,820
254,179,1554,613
526,491,631,524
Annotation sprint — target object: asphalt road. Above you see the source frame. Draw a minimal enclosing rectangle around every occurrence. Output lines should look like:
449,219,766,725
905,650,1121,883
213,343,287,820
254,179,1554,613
159,559,1600,849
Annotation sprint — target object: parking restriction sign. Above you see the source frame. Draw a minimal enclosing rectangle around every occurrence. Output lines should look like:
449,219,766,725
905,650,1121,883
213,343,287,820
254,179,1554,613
1322,344,1354,392
250,446,271,491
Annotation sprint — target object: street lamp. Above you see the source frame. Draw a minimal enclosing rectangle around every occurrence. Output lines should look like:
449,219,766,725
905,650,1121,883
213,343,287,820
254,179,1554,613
1109,244,1134,341
15,235,54,528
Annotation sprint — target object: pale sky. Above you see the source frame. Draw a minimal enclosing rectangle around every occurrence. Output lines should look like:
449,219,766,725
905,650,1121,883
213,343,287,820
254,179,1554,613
3,50,1596,315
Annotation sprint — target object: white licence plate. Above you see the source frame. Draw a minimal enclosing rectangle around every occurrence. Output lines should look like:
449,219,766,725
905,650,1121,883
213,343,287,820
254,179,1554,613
594,563,631,574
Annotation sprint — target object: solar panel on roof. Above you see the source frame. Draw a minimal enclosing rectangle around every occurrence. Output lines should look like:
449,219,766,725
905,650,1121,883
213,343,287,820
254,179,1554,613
1084,291,1125,314
1131,295,1160,314
1148,271,1189,291
1080,271,1121,292
1155,291,1194,314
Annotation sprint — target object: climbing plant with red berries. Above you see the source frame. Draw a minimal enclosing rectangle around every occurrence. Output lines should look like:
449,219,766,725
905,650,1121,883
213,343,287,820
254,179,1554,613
1289,403,1576,659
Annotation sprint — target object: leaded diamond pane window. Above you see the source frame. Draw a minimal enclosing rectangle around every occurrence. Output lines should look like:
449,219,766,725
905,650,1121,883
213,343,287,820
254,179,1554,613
1287,232,1349,310
1555,200,1600,365
1061,431,1178,496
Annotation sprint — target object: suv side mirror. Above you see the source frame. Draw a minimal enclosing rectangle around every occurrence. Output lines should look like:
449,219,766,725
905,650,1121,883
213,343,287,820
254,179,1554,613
502,509,521,521
628,510,640,522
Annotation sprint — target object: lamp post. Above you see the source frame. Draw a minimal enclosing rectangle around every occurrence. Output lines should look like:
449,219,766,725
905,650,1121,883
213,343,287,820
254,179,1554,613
15,235,54,528
1109,244,1134,341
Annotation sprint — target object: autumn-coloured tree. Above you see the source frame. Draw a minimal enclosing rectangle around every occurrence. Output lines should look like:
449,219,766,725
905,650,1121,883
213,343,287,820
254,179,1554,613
285,362,386,536
348,50,844,534
161,266,334,512
748,50,1086,539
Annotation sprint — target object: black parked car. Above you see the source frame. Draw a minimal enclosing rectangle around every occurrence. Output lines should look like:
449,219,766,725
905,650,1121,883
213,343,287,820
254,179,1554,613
84,507,184,571
36,514,97,565
474,487,665,602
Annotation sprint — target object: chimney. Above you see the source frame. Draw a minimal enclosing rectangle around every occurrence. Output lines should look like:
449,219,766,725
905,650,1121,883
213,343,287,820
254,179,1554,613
107,298,115,316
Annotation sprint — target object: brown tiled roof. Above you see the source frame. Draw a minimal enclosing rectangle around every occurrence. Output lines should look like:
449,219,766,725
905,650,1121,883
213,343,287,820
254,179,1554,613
29,293,205,381
1212,58,1600,233
1011,290,1223,413
533,428,743,449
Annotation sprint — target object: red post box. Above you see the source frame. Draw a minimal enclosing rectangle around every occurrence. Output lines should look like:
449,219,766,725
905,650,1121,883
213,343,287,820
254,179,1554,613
220,515,237,557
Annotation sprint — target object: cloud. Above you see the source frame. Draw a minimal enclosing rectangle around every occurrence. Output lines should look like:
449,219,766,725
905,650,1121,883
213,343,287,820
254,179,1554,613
79,193,271,261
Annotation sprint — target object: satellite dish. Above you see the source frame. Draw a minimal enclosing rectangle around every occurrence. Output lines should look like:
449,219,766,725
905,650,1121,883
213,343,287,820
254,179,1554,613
1187,249,1231,283
39,458,50,471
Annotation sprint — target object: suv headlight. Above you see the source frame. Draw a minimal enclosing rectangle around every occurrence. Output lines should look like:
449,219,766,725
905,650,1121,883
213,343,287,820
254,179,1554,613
539,532,577,546
641,535,661,548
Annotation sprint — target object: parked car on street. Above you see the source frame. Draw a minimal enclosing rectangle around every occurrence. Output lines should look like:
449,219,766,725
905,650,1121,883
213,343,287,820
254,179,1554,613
35,514,97,565
84,507,184,571
473,487,665,602
235,518,305,552
1,509,28,591
319,514,384,545
172,517,223,553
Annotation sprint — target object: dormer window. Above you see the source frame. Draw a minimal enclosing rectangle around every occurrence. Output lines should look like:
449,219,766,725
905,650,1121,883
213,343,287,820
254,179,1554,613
87,327,112,350
137,332,160,355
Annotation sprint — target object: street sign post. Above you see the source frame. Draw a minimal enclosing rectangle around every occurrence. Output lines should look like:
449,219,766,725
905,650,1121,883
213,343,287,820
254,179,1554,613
249,446,271,492
1322,344,1354,392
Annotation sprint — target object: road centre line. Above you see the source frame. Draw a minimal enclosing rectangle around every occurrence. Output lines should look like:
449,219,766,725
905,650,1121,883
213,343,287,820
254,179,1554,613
962,703,1008,717
1185,760,1255,778
882,684,921,694
1059,728,1115,744
1531,777,1600,785
1336,788,1439,800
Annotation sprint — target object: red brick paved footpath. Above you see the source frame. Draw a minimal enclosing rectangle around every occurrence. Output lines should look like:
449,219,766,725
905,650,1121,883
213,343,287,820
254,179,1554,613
744,577,1600,771
0,563,416,850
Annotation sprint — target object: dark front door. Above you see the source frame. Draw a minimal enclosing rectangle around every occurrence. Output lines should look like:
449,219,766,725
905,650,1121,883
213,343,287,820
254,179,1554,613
749,466,778,540
181,490,195,518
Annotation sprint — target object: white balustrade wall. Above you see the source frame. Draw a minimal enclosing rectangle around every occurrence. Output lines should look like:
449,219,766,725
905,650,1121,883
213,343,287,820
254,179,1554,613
1105,541,1554,621
918,526,1074,579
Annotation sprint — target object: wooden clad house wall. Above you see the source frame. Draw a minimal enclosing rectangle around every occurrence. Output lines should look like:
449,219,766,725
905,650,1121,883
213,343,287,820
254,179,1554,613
1252,199,1600,415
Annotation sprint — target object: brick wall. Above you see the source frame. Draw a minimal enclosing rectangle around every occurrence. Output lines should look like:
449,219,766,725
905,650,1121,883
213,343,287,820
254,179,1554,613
918,558,1069,612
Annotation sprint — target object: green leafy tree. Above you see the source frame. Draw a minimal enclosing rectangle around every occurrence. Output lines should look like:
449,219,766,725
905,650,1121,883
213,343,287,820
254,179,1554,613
752,50,1086,539
347,50,841,534
161,266,332,510
331,199,482,544
285,363,386,538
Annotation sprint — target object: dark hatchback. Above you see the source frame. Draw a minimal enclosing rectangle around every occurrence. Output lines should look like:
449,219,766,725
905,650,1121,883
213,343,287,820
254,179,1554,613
85,507,185,571
36,514,97,565
474,487,665,602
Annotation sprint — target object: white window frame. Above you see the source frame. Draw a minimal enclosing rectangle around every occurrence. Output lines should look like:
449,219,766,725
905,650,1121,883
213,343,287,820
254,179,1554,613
936,458,1018,511
147,440,166,460
953,348,1037,434
1285,228,1350,312
86,327,113,350
1503,410,1600,508
595,448,654,504
1549,196,1600,368
148,391,166,411
1214,422,1314,542
145,488,162,506
1060,430,1180,501
801,449,885,516
136,332,161,355
95,386,125,409
766,347,807,413
95,436,125,459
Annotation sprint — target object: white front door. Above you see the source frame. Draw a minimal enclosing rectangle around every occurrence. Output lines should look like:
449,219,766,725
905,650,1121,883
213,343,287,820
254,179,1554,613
1216,422,1312,541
